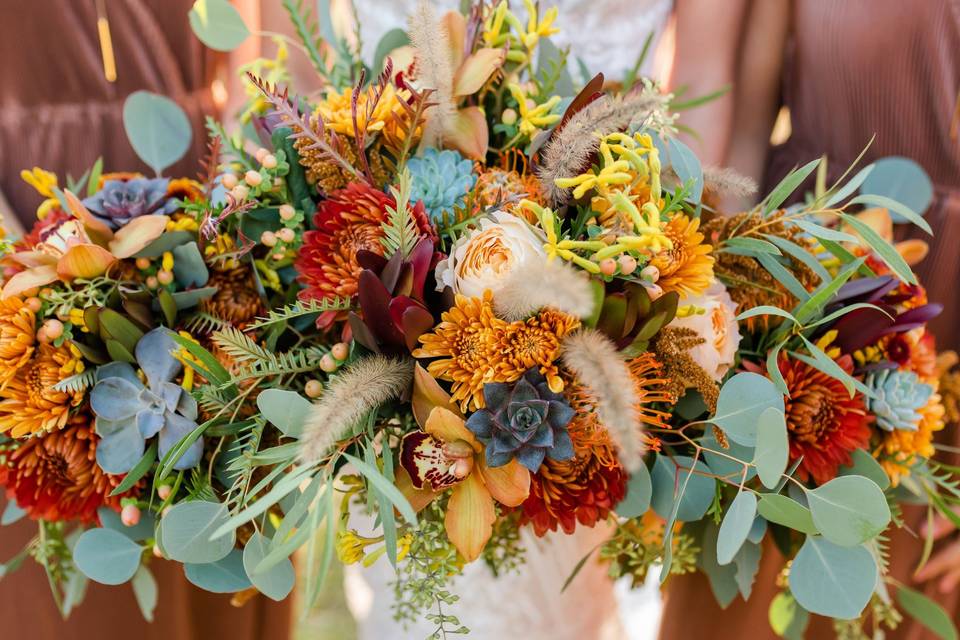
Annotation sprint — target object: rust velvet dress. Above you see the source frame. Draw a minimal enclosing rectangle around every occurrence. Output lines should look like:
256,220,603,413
660,1,960,639
0,2,291,639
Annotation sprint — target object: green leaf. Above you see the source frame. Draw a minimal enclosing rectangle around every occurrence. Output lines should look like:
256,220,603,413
839,448,891,491
73,528,142,585
615,462,652,518
256,389,313,438
723,237,783,256
793,219,860,244
757,494,818,535
109,441,157,497
188,0,251,51
766,341,789,395
792,257,866,325
158,288,178,327
98,308,145,354
762,234,831,283
802,302,889,331
701,430,756,482
757,253,810,301
839,212,916,284
210,466,315,539
753,408,789,489
122,91,192,175
373,28,409,73
733,540,761,599
651,453,715,522
170,333,232,388
710,372,785,447
824,164,874,208
668,137,704,202
769,591,809,638
850,193,932,234
131,566,158,622
342,453,417,525
698,521,739,606
717,491,757,565
788,536,877,619
805,476,890,547
87,157,103,198
896,585,958,640
796,335,872,398
184,549,251,592
1,501,26,526
735,305,797,325
243,533,295,601
763,158,821,214
160,501,235,563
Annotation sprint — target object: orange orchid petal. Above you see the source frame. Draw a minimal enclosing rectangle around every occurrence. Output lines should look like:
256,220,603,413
108,214,170,258
445,471,495,562
896,239,929,266
424,407,480,451
1,265,58,299
6,251,57,268
440,11,467,69
478,458,530,507
453,48,506,97
851,207,893,242
56,244,117,280
443,107,489,160
63,189,113,245
412,363,462,428
395,465,439,513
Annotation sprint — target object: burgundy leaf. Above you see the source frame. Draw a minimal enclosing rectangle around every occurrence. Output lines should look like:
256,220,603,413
400,305,436,353
348,311,381,354
358,270,405,346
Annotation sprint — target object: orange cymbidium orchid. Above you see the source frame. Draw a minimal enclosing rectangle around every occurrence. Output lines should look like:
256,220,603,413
397,365,529,561
434,11,506,160
846,207,929,266
2,190,168,298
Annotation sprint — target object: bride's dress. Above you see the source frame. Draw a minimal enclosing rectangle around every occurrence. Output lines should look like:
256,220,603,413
342,1,673,638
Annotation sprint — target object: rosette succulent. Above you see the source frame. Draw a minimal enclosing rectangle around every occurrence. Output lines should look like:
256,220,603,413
407,148,476,222
90,328,202,473
83,177,178,229
466,368,574,471
866,368,934,432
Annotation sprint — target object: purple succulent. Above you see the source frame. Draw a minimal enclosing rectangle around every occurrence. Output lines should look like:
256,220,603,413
466,368,575,471
83,177,178,229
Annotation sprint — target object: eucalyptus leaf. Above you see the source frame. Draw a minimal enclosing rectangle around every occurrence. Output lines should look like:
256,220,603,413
131,566,158,622
733,540,761,599
161,501,235,563
699,521,739,607
188,0,251,51
667,137,704,202
73,528,142,585
753,408,789,489
122,92,192,175
184,549,251,592
651,453,715,522
172,242,210,288
788,536,877,619
710,373,785,447
896,585,959,640
1,501,26,526
805,475,890,547
615,462,652,518
858,156,934,223
717,491,757,565
839,448,891,491
256,389,313,438
243,533,295,601
756,494,818,535
701,429,756,482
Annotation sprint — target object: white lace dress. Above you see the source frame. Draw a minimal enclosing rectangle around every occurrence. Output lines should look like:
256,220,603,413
342,1,672,638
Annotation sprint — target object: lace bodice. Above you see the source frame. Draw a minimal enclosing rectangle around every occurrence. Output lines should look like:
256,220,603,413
352,0,673,79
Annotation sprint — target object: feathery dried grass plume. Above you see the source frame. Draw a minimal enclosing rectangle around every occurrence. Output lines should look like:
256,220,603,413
560,329,643,471
408,0,455,148
702,166,758,200
299,356,415,465
493,259,596,322
538,88,670,205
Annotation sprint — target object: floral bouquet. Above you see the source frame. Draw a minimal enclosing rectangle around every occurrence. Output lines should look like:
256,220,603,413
0,1,958,638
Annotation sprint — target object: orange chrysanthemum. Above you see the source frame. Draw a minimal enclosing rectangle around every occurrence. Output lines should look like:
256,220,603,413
166,177,204,203
650,214,714,298
0,412,133,522
296,183,434,305
0,343,84,437
0,297,36,389
875,385,946,486
413,293,580,412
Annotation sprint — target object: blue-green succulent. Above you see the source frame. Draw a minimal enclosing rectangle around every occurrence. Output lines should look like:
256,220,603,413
83,177,178,229
466,368,575,471
406,148,476,222
866,368,934,432
90,328,202,473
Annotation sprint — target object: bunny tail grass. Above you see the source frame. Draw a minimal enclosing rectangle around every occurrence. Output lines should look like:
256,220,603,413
408,0,455,148
493,259,596,322
560,329,644,471
298,356,415,465
702,165,758,199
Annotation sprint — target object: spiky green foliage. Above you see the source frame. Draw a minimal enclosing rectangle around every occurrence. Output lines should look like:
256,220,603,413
380,170,421,259
210,326,328,381
52,369,98,394
247,297,352,330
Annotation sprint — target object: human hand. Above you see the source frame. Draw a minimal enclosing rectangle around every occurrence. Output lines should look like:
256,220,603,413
916,508,960,593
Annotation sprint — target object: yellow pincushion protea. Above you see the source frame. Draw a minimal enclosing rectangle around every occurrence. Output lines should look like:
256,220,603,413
0,297,37,389
0,342,85,437
650,214,715,298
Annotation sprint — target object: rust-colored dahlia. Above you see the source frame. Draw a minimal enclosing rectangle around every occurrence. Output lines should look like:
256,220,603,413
0,412,132,522
704,211,818,331
520,382,628,535
650,214,714,298
875,385,945,486
0,297,36,389
779,354,871,485
296,182,434,303
201,265,265,326
0,343,84,437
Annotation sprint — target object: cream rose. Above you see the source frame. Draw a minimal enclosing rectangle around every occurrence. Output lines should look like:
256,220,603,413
668,281,741,381
435,210,546,298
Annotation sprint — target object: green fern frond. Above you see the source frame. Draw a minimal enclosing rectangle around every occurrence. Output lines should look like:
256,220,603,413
224,420,265,508
182,312,231,335
211,326,274,365
186,467,218,502
211,326,327,382
247,297,352,330
380,170,421,258
52,369,98,393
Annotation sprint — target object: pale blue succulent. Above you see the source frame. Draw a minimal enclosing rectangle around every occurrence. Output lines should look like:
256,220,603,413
82,177,178,229
866,369,934,432
90,328,202,473
406,148,476,222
